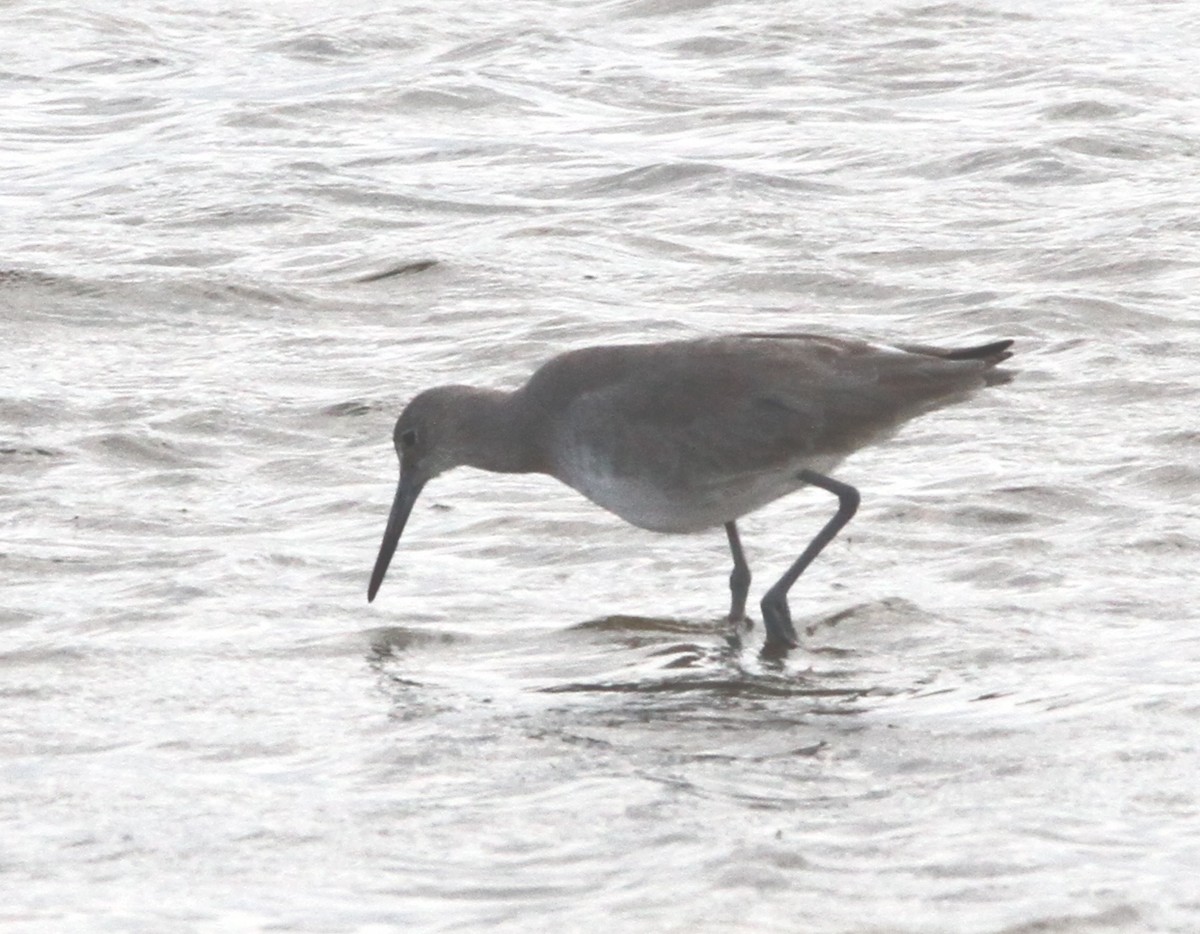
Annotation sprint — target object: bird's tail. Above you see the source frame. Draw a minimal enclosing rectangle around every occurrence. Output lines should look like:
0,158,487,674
899,338,1015,385
934,339,1014,365
901,338,1013,365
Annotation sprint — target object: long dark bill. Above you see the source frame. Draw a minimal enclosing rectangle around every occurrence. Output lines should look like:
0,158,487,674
367,473,426,602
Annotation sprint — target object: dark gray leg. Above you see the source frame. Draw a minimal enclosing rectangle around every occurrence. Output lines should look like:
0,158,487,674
760,470,860,651
724,521,751,621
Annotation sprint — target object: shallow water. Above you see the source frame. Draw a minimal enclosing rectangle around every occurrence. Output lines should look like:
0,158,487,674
4,1,1200,931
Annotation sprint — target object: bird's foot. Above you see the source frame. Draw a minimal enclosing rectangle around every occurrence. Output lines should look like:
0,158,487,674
758,637,796,662
760,590,799,655
723,611,752,646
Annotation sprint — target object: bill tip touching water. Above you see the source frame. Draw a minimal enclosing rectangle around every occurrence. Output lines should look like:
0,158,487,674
367,332,1014,654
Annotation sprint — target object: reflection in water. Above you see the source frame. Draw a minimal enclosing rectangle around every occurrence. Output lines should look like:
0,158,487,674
365,625,463,660
366,605,907,715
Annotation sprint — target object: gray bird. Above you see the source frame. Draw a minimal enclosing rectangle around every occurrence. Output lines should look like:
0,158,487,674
368,333,1014,652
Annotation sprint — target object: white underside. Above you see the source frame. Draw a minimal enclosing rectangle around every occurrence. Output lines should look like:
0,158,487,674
559,451,845,534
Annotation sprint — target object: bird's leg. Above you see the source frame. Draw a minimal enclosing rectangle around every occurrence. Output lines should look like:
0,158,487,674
724,521,752,622
760,471,860,652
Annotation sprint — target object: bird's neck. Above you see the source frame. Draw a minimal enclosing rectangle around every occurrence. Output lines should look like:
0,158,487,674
454,387,543,475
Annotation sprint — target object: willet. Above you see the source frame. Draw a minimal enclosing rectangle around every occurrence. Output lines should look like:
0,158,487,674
367,333,1013,652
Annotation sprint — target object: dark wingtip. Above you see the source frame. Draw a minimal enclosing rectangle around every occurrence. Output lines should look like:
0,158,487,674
939,339,1014,363
898,338,1015,368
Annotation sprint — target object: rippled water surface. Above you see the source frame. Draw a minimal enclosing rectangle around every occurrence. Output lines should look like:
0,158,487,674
4,1,1200,931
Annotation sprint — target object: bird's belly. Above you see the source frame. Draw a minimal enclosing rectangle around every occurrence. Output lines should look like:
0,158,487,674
559,455,842,534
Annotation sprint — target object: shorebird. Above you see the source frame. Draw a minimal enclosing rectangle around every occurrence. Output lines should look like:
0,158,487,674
367,333,1013,652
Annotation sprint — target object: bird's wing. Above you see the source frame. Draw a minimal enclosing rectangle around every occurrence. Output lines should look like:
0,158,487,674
553,350,830,491
550,337,995,489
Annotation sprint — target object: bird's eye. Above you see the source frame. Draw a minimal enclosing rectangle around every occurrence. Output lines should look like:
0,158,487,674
400,428,418,448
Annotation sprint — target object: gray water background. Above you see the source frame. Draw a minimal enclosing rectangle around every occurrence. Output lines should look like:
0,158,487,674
3,1,1200,931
